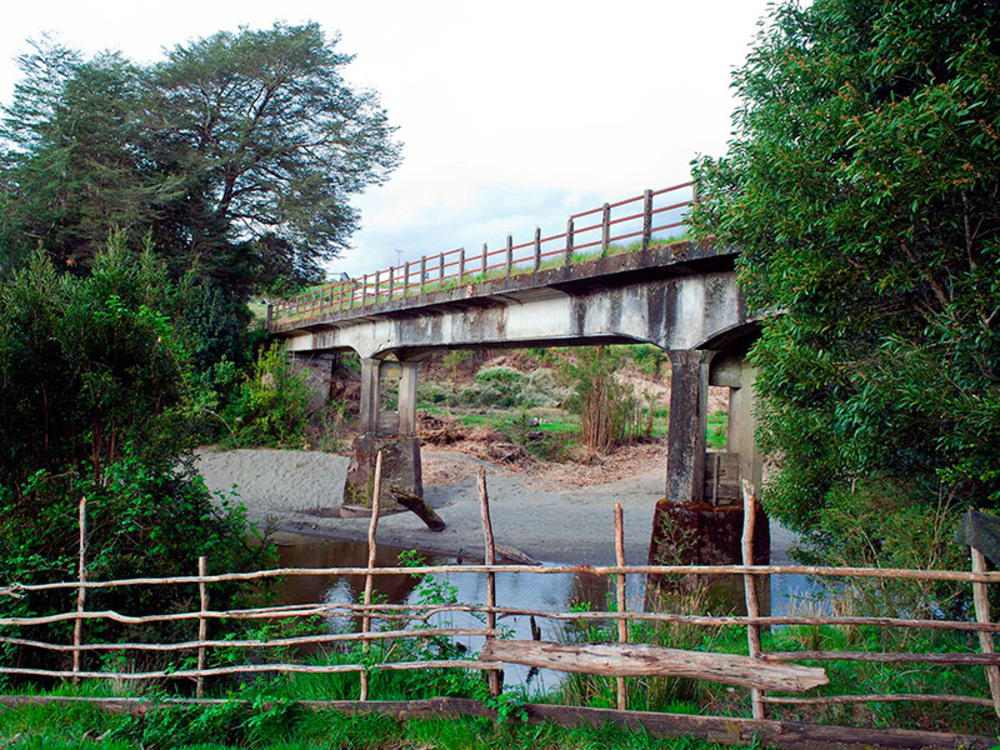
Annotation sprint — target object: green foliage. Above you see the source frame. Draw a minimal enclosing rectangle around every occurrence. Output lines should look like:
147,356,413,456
0,238,274,678
223,343,313,449
1,24,401,294
692,1,1000,543
560,347,653,459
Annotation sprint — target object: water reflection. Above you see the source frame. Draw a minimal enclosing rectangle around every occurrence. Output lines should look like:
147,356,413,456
274,536,817,691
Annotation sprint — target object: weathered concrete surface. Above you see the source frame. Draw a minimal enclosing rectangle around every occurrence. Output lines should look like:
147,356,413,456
278,242,748,359
646,497,771,614
342,435,422,515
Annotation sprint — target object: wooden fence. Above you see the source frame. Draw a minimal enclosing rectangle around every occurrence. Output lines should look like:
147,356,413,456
1,467,999,748
267,181,693,328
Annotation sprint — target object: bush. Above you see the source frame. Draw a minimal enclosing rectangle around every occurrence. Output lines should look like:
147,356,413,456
0,239,274,680
223,343,313,449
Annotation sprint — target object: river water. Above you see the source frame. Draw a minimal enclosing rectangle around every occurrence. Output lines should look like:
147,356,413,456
275,534,817,692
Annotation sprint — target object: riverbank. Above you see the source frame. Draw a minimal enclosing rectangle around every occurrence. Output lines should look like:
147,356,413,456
196,445,799,567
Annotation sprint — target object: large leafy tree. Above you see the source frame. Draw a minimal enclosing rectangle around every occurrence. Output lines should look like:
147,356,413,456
693,1,1000,554
0,23,401,293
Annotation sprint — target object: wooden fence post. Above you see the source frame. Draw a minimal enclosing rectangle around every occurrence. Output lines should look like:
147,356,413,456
614,502,628,711
360,451,383,701
601,203,611,258
388,266,395,301
481,243,488,279
420,256,427,294
642,190,653,251
478,467,502,697
533,227,541,273
971,545,1000,716
741,480,765,720
505,235,513,277
73,497,88,682
197,556,209,699
459,248,466,284
565,218,574,265
438,253,445,285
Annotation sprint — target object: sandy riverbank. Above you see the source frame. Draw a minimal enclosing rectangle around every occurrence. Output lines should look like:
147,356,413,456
196,446,798,567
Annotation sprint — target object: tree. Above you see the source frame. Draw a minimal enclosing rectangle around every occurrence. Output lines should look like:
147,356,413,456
0,238,272,673
0,23,401,293
692,1,1000,559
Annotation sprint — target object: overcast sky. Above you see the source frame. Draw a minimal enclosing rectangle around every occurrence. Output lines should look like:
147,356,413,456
0,0,775,278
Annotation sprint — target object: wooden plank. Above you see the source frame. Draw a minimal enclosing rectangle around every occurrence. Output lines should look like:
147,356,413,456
1,696,993,749
480,640,828,692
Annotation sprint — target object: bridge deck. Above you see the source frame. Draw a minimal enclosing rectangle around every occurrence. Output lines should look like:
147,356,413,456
269,240,736,336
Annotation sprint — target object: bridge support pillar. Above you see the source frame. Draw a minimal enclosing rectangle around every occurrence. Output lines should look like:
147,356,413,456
343,357,423,517
648,350,769,611
664,349,714,506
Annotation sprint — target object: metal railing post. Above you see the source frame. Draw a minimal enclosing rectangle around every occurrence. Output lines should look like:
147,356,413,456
459,248,466,284
481,242,488,279
420,256,427,294
505,234,513,277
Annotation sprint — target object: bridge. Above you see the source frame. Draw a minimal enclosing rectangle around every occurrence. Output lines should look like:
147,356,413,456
268,183,763,562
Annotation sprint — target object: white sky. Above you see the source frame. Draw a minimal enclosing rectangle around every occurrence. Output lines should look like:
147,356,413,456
0,0,774,278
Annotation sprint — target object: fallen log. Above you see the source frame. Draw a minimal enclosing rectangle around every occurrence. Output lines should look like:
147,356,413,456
481,640,828,693
390,487,447,531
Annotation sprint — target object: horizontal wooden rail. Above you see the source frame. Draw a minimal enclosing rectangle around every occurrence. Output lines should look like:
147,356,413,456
0,659,502,682
0,626,499,654
7,562,1000,595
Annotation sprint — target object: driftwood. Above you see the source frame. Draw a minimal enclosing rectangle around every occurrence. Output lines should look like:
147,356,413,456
6,696,991,750
390,487,447,531
494,544,540,565
481,640,829,693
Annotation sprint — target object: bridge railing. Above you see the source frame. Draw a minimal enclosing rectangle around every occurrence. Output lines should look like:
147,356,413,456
268,181,694,328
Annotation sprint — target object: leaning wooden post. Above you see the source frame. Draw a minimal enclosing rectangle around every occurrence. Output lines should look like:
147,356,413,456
196,556,209,698
741,479,765,720
360,451,383,701
478,467,502,697
73,497,88,683
614,502,628,711
600,203,611,258
971,543,1000,716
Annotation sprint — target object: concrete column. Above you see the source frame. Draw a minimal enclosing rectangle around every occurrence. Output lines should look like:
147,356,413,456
344,353,423,516
398,360,419,437
358,357,381,435
727,360,763,489
665,349,714,505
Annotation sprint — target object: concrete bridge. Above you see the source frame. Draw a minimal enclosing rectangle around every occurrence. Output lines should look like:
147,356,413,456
268,184,763,562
